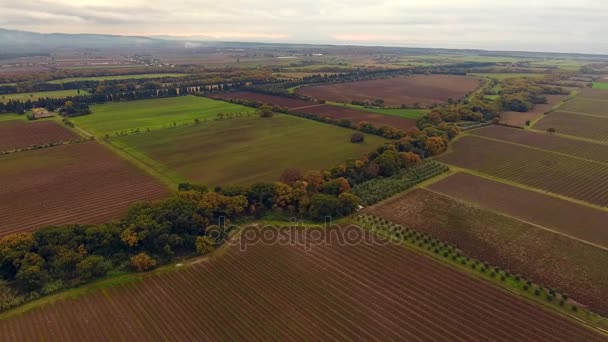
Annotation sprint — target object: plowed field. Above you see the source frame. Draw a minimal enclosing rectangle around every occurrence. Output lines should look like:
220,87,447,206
0,120,79,152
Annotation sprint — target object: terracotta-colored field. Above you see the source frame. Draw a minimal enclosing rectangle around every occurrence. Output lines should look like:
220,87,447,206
295,104,417,130
499,95,567,127
0,142,169,236
559,97,608,117
437,135,608,207
367,189,608,316
428,172,608,248
0,120,80,152
211,91,313,109
211,91,417,130
1,227,604,341
533,112,608,142
580,89,608,100
471,125,608,164
295,75,483,107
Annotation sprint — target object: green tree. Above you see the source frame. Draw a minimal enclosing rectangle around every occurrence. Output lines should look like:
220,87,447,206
76,256,111,281
195,236,215,255
309,194,342,221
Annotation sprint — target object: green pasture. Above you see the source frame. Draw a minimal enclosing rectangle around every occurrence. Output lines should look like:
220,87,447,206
0,90,87,103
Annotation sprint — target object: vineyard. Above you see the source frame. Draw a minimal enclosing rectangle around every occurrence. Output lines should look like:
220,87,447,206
437,135,608,207
366,188,608,316
1,226,605,341
0,142,169,236
471,125,608,164
0,120,80,152
353,161,449,205
533,112,608,143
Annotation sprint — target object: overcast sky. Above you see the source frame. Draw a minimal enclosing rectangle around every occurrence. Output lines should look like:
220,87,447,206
1,0,607,54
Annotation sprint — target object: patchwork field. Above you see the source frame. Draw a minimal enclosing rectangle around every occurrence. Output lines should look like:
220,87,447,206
211,91,313,109
581,89,608,100
1,227,604,341
436,135,608,207
499,94,568,127
533,112,608,142
111,115,387,186
367,188,608,316
471,125,608,164
330,102,428,120
47,73,189,84
428,172,608,248
0,89,87,103
0,120,80,152
469,73,547,80
0,142,169,236
75,96,256,136
593,82,608,90
295,75,482,107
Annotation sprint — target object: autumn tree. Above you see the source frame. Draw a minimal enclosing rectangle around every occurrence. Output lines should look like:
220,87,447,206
279,168,303,185
400,152,422,167
258,104,273,118
424,137,447,156
129,253,156,272
195,236,215,255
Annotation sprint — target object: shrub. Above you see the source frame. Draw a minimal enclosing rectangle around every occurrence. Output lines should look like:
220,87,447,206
350,133,364,143
195,236,216,255
129,253,157,272
76,256,112,281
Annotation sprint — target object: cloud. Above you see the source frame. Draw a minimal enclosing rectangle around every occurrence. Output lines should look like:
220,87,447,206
0,0,607,53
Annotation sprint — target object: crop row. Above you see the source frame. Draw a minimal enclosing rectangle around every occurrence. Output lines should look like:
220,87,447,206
534,112,608,143
353,161,450,205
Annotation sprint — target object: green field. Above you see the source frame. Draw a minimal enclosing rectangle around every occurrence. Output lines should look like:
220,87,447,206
47,73,189,84
0,89,87,103
329,102,428,119
111,115,387,186
469,73,546,80
74,96,256,136
593,82,608,90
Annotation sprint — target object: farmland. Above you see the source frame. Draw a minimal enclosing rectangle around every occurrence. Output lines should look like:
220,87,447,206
74,96,257,136
428,172,608,248
558,97,608,117
436,135,608,207
1,226,604,341
533,112,608,142
499,94,568,127
0,120,80,152
47,73,189,84
367,188,608,316
0,89,87,103
470,73,547,80
593,82,608,90
211,91,313,109
295,75,482,107
581,89,608,100
330,102,428,120
111,115,387,186
471,125,608,164
0,142,168,236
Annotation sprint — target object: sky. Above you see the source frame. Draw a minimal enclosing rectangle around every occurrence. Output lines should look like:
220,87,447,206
1,0,607,54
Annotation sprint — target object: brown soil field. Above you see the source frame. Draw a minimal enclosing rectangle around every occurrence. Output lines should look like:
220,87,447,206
295,104,417,130
295,75,483,107
559,97,608,117
533,112,608,143
0,142,169,236
211,91,313,109
0,120,80,152
580,88,608,100
367,189,608,316
471,125,608,164
428,172,608,248
499,95,567,127
437,135,608,207
1,226,604,341
211,91,417,130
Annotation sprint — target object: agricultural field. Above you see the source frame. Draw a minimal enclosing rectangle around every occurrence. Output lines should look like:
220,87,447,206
581,88,608,100
593,83,608,90
295,75,482,107
533,112,608,142
558,97,608,117
74,96,256,136
330,102,428,120
47,73,189,84
1,226,604,341
428,172,608,248
0,119,80,152
0,142,169,236
499,94,568,127
470,73,547,80
471,125,608,164
436,135,608,207
0,89,87,103
111,115,387,186
211,91,418,130
367,188,608,316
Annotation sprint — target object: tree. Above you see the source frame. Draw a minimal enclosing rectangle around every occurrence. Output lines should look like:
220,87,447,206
76,256,111,281
547,127,556,134
195,236,215,255
279,168,303,186
400,152,422,167
424,137,447,156
273,182,294,208
258,104,273,118
129,253,156,272
321,177,351,195
247,182,278,209
309,194,342,221
375,150,403,176
350,133,364,143
338,193,362,215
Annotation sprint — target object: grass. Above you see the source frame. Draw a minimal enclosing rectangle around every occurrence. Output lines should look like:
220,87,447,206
47,73,189,84
0,89,88,103
0,113,27,122
469,73,546,80
328,102,428,120
110,114,387,186
593,83,608,90
73,96,257,137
